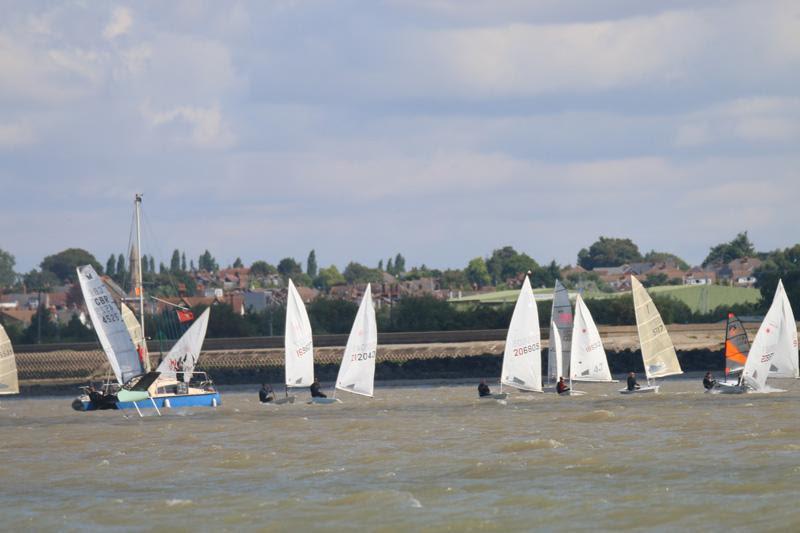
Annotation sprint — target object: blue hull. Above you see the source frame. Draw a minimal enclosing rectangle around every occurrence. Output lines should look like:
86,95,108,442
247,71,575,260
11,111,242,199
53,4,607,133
74,392,221,411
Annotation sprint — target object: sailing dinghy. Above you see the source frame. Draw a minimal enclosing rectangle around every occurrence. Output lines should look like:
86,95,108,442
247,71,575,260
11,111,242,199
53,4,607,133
710,313,750,393
547,279,573,384
491,275,542,400
312,284,377,404
0,324,19,396
563,294,615,395
767,280,798,379
278,278,315,404
620,277,683,394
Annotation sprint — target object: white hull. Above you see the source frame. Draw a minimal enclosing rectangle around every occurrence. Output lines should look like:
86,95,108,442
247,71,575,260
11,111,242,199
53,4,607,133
619,385,659,394
558,390,586,396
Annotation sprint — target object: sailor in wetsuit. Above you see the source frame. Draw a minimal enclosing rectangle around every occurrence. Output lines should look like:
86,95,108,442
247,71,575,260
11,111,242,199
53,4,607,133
627,372,641,391
478,379,492,397
259,384,274,403
703,372,717,390
556,376,570,395
310,380,327,398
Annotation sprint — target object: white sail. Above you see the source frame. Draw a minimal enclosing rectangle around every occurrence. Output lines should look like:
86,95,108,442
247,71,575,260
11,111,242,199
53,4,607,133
743,288,790,391
285,278,315,388
501,276,542,392
77,265,143,384
570,294,613,382
156,308,210,382
548,279,573,380
335,284,377,397
549,321,563,380
0,324,19,395
631,276,682,380
768,280,799,378
121,303,149,372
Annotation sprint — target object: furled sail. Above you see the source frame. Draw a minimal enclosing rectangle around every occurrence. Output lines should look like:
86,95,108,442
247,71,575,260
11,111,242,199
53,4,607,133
77,265,143,384
570,294,613,382
743,287,792,391
0,324,19,395
549,321,563,380
631,276,682,380
501,276,542,392
335,284,377,397
548,279,573,380
156,308,210,382
724,313,750,376
285,278,315,388
768,280,799,378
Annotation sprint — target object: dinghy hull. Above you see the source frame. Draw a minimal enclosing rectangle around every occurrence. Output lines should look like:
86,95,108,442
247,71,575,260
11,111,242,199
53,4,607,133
479,393,508,400
619,385,659,394
308,397,341,404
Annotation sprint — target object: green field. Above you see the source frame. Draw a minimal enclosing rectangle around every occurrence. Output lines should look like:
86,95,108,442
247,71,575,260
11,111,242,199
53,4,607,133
449,284,761,314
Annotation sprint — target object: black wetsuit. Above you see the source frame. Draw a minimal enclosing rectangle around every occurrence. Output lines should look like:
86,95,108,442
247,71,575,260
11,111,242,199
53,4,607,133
703,377,716,390
557,381,570,394
259,388,273,403
310,383,327,398
627,376,639,391
478,383,491,397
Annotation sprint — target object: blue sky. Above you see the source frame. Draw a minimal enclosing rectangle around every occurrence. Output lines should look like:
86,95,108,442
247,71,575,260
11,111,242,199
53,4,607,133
1,1,798,273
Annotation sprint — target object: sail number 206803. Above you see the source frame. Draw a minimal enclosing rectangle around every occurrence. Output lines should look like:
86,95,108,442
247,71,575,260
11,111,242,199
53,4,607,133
513,343,539,357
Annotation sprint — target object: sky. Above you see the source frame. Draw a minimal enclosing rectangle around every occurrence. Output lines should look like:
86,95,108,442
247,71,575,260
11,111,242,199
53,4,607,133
1,0,798,273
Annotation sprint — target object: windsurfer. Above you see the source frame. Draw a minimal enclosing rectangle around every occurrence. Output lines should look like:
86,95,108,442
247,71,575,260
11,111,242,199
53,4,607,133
627,372,641,391
478,379,491,397
310,379,327,398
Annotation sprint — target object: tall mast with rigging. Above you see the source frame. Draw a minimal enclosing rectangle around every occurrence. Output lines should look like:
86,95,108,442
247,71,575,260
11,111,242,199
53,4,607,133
133,193,149,371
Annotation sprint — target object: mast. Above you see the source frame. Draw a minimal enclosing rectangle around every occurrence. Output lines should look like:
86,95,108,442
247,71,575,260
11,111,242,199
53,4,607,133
134,193,148,371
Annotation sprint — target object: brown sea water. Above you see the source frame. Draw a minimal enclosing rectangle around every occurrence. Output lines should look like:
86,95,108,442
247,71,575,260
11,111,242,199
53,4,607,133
2,378,800,531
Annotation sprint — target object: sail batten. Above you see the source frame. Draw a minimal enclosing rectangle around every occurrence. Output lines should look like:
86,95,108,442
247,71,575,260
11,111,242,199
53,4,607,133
335,284,377,397
285,279,315,389
501,276,542,392
631,277,682,380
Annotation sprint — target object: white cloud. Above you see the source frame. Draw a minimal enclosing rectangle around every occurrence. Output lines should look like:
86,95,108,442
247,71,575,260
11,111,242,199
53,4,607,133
143,104,235,148
103,7,133,40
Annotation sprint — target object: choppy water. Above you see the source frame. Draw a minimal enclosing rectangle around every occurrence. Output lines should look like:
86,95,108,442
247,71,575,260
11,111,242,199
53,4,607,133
2,378,800,531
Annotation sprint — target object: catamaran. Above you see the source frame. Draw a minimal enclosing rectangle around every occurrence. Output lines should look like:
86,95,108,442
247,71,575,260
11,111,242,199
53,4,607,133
0,324,19,396
312,283,377,404
547,279,573,384
277,278,315,404
72,194,220,413
717,280,795,394
620,276,683,394
492,275,541,400
563,294,615,395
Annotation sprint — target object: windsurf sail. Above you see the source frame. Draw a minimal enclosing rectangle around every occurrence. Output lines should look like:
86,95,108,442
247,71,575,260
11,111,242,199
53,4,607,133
335,284,377,397
285,278,315,388
570,294,613,383
631,276,682,380
743,285,793,391
501,276,542,392
548,279,573,381
724,313,749,376
0,324,19,395
768,280,799,378
156,307,210,382
77,265,144,384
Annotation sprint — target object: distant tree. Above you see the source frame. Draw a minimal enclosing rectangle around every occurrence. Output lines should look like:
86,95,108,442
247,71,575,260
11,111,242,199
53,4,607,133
60,313,94,342
307,298,358,334
386,257,394,275
105,254,116,278
306,250,318,278
181,252,187,271
250,260,277,277
314,265,346,290
190,259,195,271
440,269,469,290
643,250,690,270
233,257,244,268
343,262,383,284
23,269,59,292
41,248,102,283
116,254,126,282
394,253,406,274
643,273,669,288
277,257,303,279
485,246,539,285
170,249,181,272
148,256,155,274
703,231,756,267
198,250,218,271
577,237,643,270
530,260,561,288
22,306,58,344
465,257,491,287
0,249,16,288
754,244,800,309
377,259,384,271
386,296,460,331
